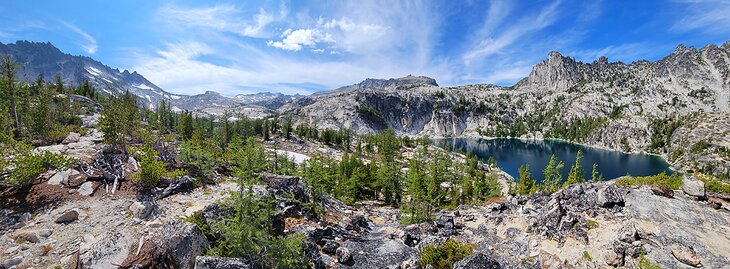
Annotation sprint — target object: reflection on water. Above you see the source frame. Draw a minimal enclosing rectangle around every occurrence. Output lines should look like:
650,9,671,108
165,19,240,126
436,138,673,182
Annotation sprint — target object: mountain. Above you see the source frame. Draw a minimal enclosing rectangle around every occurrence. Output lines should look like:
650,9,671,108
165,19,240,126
233,92,303,110
0,40,173,109
0,40,301,114
279,41,730,177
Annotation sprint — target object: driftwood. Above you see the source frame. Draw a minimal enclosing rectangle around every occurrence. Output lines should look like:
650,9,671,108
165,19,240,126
79,146,128,194
153,138,177,167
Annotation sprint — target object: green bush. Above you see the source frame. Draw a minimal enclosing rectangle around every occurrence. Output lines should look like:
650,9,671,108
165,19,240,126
209,185,310,268
637,252,661,269
697,174,730,195
616,172,682,190
420,239,474,269
132,145,167,188
1,138,76,186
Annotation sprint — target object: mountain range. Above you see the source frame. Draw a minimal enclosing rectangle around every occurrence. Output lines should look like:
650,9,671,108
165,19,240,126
0,41,299,116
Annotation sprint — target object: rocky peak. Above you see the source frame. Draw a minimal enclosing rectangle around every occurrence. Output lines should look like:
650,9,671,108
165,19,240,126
593,55,609,65
515,51,582,92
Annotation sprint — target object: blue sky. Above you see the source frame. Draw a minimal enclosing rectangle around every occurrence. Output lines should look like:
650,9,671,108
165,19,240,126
1,0,729,95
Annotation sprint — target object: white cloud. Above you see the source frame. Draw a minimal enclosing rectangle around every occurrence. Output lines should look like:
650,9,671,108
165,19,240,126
267,28,334,51
60,20,97,54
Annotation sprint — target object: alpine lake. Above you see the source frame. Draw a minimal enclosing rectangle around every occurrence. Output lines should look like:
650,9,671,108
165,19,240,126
436,138,674,182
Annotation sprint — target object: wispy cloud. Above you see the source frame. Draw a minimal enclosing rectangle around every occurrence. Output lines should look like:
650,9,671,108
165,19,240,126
60,20,97,54
462,0,563,65
672,0,730,34
159,4,281,38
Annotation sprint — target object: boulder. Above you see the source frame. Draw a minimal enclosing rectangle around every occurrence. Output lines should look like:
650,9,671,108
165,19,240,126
682,176,706,199
435,215,455,236
129,200,157,220
3,255,23,268
322,240,340,255
650,186,674,198
604,249,623,266
336,247,352,264
671,244,702,267
79,230,136,268
159,220,210,269
597,185,624,208
38,229,53,238
12,231,40,243
78,181,96,196
48,169,74,186
55,209,79,223
453,253,501,269
194,256,252,269
62,132,81,144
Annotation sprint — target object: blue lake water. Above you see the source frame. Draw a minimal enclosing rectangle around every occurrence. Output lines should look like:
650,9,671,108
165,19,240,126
435,138,673,182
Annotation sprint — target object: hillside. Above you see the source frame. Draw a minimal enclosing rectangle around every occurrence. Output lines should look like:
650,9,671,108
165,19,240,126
279,41,730,177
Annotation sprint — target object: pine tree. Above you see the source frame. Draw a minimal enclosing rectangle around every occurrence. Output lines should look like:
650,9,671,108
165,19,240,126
31,74,53,141
100,90,138,147
564,149,585,186
542,155,564,193
591,163,602,182
1,55,21,138
178,110,194,141
283,116,292,139
516,164,535,195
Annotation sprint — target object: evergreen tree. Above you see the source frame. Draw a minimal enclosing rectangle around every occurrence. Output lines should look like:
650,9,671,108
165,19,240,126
564,149,585,186
178,110,194,141
31,74,53,141
516,164,535,195
99,90,138,147
283,116,293,138
1,55,21,138
542,155,564,193
591,163,603,182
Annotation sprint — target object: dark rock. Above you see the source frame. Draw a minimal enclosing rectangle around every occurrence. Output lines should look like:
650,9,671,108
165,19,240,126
159,220,210,269
453,253,501,269
340,238,418,268
402,228,420,247
194,256,252,269
347,215,370,232
322,240,340,255
435,215,455,236
650,186,674,198
55,209,79,223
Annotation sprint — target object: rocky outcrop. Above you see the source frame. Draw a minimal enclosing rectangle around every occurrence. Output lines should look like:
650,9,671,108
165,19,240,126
194,256,252,269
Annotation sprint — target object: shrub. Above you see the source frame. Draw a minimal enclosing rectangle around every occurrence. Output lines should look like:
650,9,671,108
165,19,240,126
1,138,76,186
637,252,661,269
616,172,682,190
132,145,167,188
209,185,310,268
420,239,474,269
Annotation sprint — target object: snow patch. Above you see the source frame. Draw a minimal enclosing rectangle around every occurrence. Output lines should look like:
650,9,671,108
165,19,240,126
135,84,153,90
170,95,182,100
86,67,101,76
102,78,113,83
144,95,152,102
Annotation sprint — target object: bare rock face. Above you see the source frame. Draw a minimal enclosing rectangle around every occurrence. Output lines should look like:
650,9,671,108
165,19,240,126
516,51,583,92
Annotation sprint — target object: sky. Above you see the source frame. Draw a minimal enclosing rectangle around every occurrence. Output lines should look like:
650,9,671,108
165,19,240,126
1,0,729,96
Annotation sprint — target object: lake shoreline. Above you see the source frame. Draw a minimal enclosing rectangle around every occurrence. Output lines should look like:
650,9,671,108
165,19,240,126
432,134,681,173
435,137,677,181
